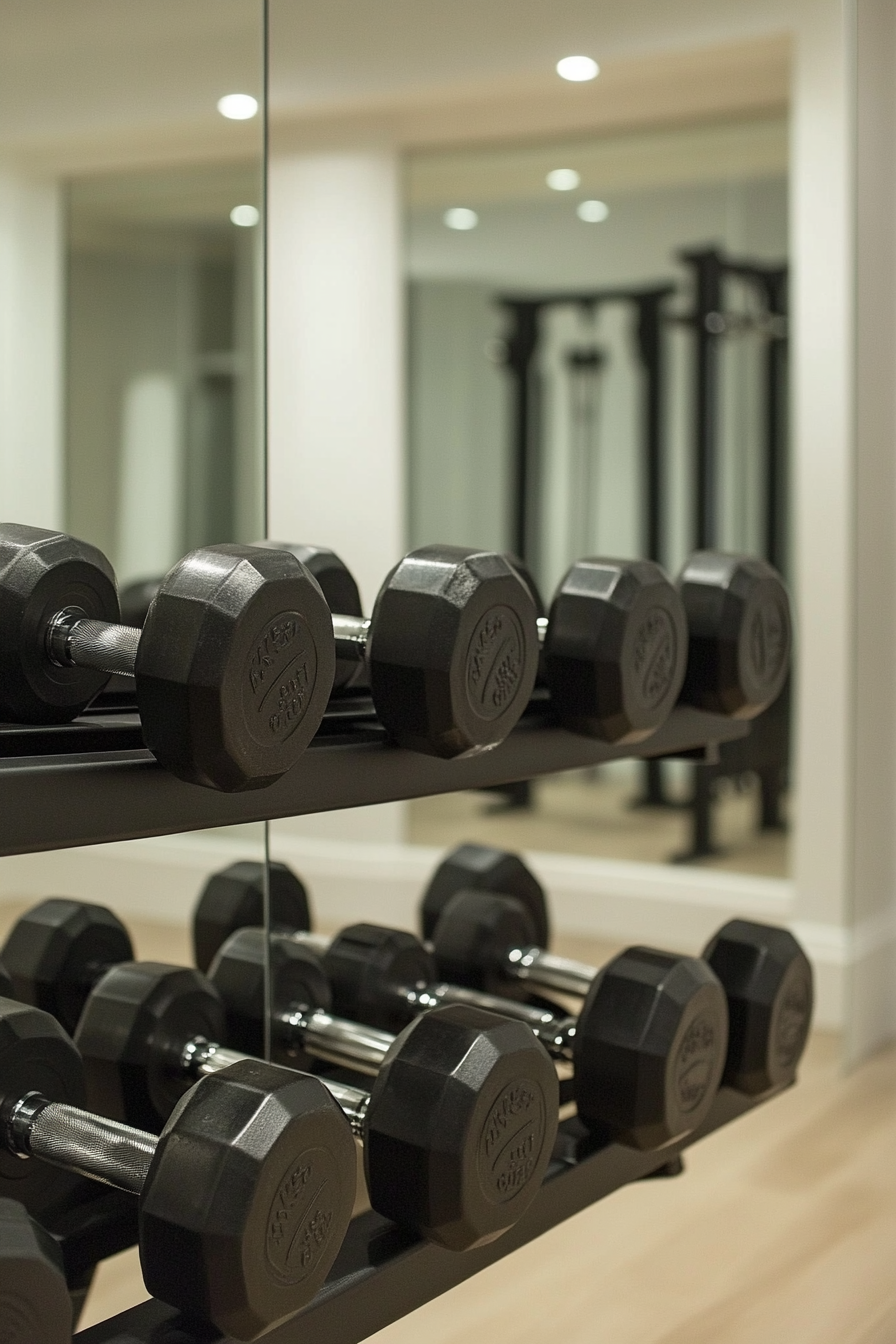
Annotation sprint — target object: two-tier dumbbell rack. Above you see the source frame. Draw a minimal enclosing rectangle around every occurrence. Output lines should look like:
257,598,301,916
0,690,788,1343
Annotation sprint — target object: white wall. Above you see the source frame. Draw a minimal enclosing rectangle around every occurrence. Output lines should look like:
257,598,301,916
842,0,896,1061
0,168,63,528
267,151,406,843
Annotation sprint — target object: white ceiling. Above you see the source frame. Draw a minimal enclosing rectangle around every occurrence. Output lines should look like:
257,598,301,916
0,0,795,175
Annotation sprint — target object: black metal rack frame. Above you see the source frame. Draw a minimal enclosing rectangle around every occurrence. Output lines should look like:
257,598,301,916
0,699,777,1344
0,698,746,857
77,1083,785,1344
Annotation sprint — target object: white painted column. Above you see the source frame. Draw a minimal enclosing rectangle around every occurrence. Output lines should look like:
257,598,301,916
268,151,404,606
267,150,406,843
842,0,896,1060
787,2,855,1026
0,168,63,529
790,0,896,1059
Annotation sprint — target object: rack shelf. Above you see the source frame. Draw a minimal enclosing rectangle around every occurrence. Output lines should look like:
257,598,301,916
76,1080,783,1344
0,700,747,856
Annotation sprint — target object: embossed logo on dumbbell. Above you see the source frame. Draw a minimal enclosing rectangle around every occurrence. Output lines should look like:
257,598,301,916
479,1079,546,1203
674,1013,718,1115
266,1147,340,1285
466,606,526,720
245,611,318,744
632,606,678,709
772,967,812,1070
748,598,787,689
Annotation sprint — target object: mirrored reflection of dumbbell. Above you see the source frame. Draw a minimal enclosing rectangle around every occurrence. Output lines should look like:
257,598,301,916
0,1198,72,1344
214,924,728,1152
268,545,688,745
192,846,550,977
523,556,689,743
517,549,790,739
194,860,312,972
2,899,143,1036
430,889,814,1098
75,960,558,1251
261,542,541,758
676,552,791,719
0,999,356,1339
0,524,336,790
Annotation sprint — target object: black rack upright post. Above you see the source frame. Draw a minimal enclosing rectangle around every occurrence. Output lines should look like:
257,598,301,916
502,300,542,564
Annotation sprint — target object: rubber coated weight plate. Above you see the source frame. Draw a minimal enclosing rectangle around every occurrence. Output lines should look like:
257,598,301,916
677,552,792,718
368,546,539,758
544,558,687,743
193,860,312,972
74,962,226,1130
0,524,119,722
703,919,812,1093
0,1200,71,1344
2,899,133,1035
135,545,336,791
0,1002,88,1216
421,844,550,950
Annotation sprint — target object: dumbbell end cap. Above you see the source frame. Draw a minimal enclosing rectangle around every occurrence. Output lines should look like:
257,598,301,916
365,1004,558,1250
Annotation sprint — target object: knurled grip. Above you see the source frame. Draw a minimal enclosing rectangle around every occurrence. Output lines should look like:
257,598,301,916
67,620,140,678
26,1102,155,1195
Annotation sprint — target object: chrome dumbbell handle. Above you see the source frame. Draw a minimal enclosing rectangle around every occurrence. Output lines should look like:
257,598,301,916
5,1092,155,1195
46,608,141,679
331,613,372,669
405,981,576,1062
182,1030,376,1138
504,945,596,998
182,1008,393,1087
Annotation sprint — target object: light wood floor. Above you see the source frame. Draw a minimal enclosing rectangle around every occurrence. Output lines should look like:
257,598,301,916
408,770,790,878
68,921,896,1341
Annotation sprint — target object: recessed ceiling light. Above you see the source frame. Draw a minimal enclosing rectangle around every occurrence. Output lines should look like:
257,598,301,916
217,93,259,120
230,204,260,227
556,55,599,82
577,199,609,223
444,207,479,231
546,168,581,192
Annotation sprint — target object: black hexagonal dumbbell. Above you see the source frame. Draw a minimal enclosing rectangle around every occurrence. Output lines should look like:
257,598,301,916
191,847,550,977
193,860,313,973
0,998,356,1340
293,919,727,1151
537,557,689,743
75,955,558,1252
120,542,364,684
676,551,792,718
519,549,791,741
261,542,541,758
703,919,813,1093
429,877,813,1099
1,899,138,1035
0,1198,72,1344
0,524,336,790
421,843,551,948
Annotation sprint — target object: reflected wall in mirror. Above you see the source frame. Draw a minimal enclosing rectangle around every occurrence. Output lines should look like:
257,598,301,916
404,111,790,879
0,0,265,583
67,162,264,583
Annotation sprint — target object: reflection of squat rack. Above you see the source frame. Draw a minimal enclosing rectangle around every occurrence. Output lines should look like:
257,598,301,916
496,246,790,860
492,287,672,813
564,346,607,561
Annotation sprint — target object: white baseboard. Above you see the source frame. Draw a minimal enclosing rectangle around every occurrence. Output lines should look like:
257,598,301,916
0,833,882,1035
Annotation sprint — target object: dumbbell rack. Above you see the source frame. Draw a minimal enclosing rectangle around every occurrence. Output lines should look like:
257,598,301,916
0,695,786,1343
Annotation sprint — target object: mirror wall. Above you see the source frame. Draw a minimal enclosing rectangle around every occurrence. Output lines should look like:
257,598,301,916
404,119,790,877
0,0,266,565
